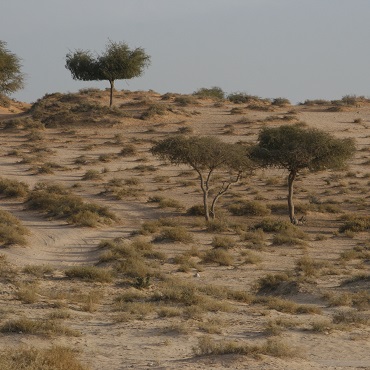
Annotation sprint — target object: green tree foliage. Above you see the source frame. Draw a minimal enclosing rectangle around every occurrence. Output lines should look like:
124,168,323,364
0,41,24,95
65,41,150,107
251,124,356,224
151,135,253,221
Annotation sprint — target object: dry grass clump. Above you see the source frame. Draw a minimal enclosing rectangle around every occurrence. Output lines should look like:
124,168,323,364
64,266,114,283
82,169,102,181
272,226,309,246
339,214,370,233
102,178,143,199
0,346,88,370
295,255,328,277
211,235,235,250
323,291,370,310
22,264,53,278
340,243,370,261
254,272,294,295
153,226,194,243
26,183,116,226
194,336,300,358
0,318,80,337
0,177,29,198
259,296,322,314
241,229,267,249
332,309,369,326
140,103,169,119
228,200,271,216
0,210,28,246
252,218,291,232
148,196,184,210
15,282,39,304
202,248,234,266
0,255,17,281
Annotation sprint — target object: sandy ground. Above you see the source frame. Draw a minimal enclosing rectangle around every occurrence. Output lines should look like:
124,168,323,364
0,91,369,369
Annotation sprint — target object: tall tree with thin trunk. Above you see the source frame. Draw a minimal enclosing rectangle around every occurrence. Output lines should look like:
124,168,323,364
0,41,24,95
151,135,253,221
65,41,150,107
251,124,356,224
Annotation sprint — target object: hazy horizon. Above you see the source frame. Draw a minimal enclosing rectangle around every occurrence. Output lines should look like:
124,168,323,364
2,0,370,104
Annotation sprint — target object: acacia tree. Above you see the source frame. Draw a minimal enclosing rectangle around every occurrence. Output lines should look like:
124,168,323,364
65,41,150,107
151,135,253,221
0,41,24,95
251,124,356,224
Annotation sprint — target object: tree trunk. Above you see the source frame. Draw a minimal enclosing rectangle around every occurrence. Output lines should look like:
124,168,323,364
109,80,114,108
287,170,297,224
197,170,210,221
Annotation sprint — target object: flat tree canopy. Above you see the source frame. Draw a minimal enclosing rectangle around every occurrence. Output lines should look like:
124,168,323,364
151,135,253,221
65,41,150,107
0,41,24,95
251,124,356,223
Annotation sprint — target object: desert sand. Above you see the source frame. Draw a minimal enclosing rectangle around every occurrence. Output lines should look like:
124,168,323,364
0,90,369,369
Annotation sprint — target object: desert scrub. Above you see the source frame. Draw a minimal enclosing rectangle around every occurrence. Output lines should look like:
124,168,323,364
228,200,270,216
65,266,114,283
153,226,194,243
202,248,234,266
0,346,88,370
254,272,294,295
0,177,29,198
15,282,39,304
119,144,137,156
82,169,102,181
0,209,28,246
241,229,267,249
140,103,169,119
22,265,53,278
148,196,184,210
295,255,328,277
252,218,292,232
26,183,116,226
259,296,322,314
193,86,225,100
0,317,80,337
194,336,300,358
339,214,370,233
211,235,235,250
272,226,309,246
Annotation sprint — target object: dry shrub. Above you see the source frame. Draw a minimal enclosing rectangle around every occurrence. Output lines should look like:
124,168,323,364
0,210,28,246
228,200,270,216
339,214,370,233
0,346,88,370
194,336,300,358
154,226,193,243
65,266,113,283
0,177,29,198
82,169,102,181
211,235,235,249
241,229,267,249
202,248,234,266
272,226,309,246
0,318,80,337
15,282,39,304
26,183,116,226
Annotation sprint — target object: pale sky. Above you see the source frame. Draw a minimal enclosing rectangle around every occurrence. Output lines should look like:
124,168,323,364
2,0,370,104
